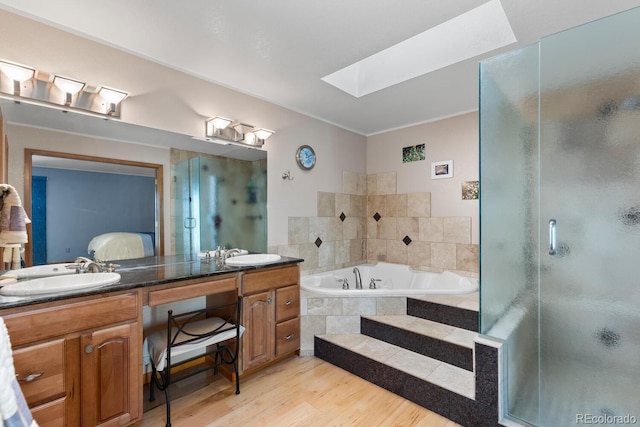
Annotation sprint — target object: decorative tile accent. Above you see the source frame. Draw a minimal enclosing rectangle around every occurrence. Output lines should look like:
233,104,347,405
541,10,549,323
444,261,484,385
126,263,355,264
396,217,419,240
373,212,381,222
339,212,346,222
314,237,323,248
402,235,412,246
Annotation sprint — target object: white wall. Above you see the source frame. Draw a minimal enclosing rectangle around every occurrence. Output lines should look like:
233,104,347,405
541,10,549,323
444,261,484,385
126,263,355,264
366,112,479,244
0,9,366,250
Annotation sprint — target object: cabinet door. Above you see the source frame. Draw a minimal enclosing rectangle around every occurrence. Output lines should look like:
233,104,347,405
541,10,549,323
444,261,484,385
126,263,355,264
81,322,140,427
242,291,275,371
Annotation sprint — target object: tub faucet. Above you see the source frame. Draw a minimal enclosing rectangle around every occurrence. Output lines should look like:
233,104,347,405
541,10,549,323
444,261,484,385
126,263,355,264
353,267,362,289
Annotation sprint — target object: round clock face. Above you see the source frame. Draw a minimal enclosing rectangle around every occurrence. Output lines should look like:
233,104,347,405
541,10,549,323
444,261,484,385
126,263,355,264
296,145,316,170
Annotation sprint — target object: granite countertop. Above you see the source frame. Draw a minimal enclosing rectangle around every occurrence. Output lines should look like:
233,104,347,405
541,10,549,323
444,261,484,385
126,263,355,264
0,255,303,310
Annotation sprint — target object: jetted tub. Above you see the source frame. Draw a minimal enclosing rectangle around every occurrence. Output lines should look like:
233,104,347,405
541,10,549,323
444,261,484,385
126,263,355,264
301,262,478,297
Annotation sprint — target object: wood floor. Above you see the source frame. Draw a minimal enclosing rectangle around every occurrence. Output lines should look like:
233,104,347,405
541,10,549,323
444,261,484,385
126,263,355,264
138,356,461,427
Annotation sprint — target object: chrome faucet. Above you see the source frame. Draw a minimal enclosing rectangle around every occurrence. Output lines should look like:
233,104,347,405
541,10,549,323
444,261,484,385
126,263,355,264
353,267,362,289
224,248,242,260
72,256,103,273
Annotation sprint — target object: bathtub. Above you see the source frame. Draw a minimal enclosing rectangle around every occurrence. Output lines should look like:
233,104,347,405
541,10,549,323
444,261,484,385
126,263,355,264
301,262,478,297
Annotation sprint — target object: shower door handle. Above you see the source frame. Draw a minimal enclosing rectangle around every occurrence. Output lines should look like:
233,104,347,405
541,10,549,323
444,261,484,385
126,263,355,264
549,219,557,255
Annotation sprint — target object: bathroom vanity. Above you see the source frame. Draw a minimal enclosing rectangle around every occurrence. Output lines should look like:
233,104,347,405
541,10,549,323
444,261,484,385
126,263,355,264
0,255,302,426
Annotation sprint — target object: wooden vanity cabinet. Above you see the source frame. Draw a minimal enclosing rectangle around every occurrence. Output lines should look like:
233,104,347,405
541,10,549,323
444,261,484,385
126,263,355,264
2,291,142,427
240,265,300,374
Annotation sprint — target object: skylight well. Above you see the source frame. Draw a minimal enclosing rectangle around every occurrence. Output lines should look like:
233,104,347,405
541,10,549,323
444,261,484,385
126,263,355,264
322,0,517,97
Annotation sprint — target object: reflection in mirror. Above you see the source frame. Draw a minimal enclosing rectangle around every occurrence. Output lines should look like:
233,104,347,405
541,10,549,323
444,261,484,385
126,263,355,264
27,150,163,265
173,150,267,257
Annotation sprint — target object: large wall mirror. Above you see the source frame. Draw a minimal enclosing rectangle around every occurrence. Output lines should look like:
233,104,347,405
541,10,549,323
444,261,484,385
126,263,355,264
1,100,268,267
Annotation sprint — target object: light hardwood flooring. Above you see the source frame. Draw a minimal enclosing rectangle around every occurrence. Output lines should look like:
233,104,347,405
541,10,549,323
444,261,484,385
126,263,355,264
138,356,461,427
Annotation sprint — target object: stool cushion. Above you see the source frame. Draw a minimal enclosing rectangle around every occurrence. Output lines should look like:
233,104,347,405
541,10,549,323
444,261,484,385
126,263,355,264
146,317,244,370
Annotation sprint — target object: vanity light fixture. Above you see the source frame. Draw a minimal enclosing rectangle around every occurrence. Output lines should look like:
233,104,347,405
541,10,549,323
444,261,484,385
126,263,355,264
97,86,129,115
205,116,233,137
0,59,36,96
253,128,274,145
0,58,130,118
204,117,274,149
52,75,86,106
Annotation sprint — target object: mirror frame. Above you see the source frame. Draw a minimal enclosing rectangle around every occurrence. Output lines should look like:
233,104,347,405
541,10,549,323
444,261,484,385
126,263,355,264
23,148,164,266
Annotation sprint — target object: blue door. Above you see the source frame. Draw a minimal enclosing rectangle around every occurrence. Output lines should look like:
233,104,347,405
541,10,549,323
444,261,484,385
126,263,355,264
31,176,47,265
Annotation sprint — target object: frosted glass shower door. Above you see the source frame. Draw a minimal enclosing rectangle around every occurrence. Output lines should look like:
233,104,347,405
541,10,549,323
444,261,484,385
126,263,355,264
538,8,640,425
174,157,201,257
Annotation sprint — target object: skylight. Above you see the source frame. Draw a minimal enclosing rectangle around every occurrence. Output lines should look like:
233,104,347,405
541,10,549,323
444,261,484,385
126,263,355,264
321,0,516,97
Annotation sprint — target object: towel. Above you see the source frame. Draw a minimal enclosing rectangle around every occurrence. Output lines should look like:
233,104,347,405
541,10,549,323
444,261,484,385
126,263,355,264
0,317,39,427
2,246,22,271
0,185,30,246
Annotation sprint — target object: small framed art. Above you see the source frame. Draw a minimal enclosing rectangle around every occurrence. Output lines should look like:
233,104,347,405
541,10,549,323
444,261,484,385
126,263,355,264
431,160,453,179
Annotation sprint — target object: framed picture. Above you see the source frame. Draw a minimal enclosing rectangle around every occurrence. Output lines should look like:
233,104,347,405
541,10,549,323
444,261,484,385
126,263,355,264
462,181,479,200
431,160,453,179
402,144,425,163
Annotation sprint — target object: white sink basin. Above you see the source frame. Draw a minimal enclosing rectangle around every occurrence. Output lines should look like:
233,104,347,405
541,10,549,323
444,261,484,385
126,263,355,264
0,263,76,280
0,273,121,296
225,254,281,266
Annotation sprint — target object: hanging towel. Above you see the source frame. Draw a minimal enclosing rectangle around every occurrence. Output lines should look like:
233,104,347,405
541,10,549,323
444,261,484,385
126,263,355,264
0,185,30,246
0,317,39,427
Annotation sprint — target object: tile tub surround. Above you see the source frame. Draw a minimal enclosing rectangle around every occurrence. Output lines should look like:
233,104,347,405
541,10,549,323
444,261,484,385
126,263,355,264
299,289,407,356
270,171,479,277
300,290,479,357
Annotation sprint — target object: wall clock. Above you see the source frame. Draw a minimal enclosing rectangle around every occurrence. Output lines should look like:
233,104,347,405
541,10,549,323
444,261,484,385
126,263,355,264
295,145,316,170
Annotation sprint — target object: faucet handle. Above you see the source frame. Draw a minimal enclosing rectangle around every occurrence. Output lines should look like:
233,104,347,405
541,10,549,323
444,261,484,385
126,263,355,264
337,278,349,289
369,278,381,289
105,263,120,273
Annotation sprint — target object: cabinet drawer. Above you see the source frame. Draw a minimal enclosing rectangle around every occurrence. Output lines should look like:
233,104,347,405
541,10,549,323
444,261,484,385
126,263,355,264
13,339,65,406
147,276,237,306
4,293,138,347
275,317,300,357
276,285,299,322
242,265,299,295
30,397,66,427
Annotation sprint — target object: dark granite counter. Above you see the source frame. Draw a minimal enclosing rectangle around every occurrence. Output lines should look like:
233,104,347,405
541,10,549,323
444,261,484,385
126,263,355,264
0,255,303,310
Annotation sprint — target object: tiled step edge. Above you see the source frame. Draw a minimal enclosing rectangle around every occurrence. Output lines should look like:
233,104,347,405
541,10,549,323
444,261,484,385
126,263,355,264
361,316,474,371
314,336,499,427
408,298,479,332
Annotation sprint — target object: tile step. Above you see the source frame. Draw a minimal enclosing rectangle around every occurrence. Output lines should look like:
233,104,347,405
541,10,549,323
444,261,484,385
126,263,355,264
407,297,479,332
316,333,475,399
362,315,478,349
360,315,477,371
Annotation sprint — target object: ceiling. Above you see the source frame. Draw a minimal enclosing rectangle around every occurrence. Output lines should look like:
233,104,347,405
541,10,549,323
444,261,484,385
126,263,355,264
0,0,638,136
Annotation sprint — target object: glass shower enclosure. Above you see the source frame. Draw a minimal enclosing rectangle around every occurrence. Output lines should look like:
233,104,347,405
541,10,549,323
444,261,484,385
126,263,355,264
173,154,267,257
480,7,640,426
